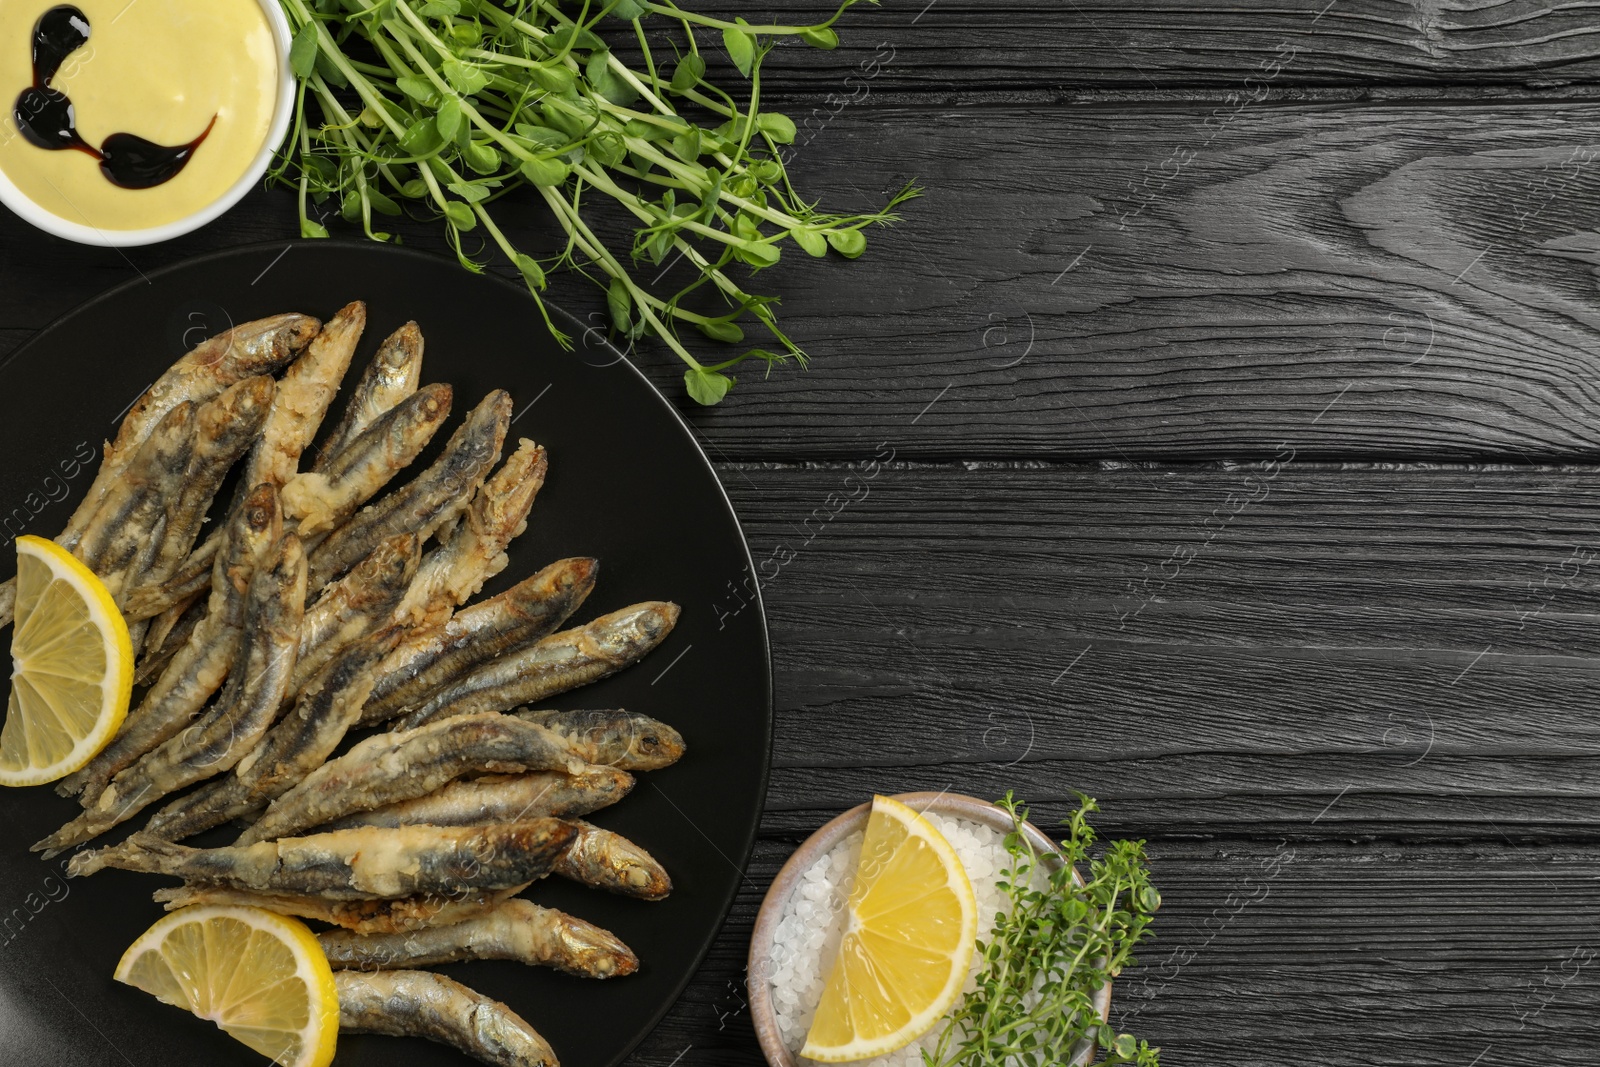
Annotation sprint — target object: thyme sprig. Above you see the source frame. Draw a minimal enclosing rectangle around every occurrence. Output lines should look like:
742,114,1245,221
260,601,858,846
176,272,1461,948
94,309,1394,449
923,794,1162,1067
272,0,916,404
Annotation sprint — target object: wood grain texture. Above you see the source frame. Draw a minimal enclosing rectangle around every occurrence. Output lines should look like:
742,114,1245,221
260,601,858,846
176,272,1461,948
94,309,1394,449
629,837,1600,1066
715,461,1600,837
13,104,1600,460
663,1,1600,91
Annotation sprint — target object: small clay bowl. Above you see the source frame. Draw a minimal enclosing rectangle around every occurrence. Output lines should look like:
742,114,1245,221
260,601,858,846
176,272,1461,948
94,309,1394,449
746,791,1112,1067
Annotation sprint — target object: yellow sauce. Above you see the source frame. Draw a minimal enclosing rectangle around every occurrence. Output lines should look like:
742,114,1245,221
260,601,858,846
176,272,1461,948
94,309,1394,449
0,0,277,230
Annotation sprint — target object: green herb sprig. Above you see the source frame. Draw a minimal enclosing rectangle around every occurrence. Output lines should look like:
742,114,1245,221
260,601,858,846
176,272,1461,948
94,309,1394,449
923,793,1163,1067
273,0,917,404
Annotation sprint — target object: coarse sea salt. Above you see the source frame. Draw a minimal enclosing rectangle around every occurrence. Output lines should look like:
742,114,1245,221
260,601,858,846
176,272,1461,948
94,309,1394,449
764,814,1039,1067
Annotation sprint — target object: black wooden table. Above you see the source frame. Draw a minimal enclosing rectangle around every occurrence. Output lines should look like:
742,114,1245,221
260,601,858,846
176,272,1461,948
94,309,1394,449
6,3,1599,1063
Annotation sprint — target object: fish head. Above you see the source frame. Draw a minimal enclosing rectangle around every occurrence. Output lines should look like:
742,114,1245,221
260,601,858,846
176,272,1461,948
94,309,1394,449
622,716,686,770
595,602,681,659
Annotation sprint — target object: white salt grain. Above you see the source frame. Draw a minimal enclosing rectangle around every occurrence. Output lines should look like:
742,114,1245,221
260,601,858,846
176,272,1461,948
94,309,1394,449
764,815,1042,1067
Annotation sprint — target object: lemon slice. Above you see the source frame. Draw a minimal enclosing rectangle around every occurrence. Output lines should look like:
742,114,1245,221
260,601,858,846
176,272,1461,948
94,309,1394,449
0,534,132,785
115,905,339,1067
802,795,979,1062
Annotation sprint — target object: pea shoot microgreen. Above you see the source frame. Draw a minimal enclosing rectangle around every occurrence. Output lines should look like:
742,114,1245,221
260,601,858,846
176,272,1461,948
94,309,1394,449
271,0,917,404
922,793,1163,1067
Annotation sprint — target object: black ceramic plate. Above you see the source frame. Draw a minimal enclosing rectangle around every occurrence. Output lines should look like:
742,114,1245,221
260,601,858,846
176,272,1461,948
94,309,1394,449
0,241,772,1067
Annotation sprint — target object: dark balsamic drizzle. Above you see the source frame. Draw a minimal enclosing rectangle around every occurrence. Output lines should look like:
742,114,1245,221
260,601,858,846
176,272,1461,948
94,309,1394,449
12,5,215,189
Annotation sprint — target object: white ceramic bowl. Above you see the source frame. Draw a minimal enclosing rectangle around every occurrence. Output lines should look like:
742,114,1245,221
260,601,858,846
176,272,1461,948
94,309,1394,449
746,791,1112,1067
0,0,294,246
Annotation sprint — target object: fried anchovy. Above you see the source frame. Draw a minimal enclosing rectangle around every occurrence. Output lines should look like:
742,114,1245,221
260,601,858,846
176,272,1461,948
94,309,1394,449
512,709,685,772
124,375,275,606
283,383,453,537
318,766,634,832
554,821,672,900
307,390,511,594
394,440,547,629
319,899,638,978
59,483,283,803
359,557,597,727
289,531,419,695
57,312,318,549
143,632,399,842
153,883,527,935
73,400,197,589
154,303,369,608
397,602,680,730
335,970,558,1067
312,320,424,472
37,534,305,855
238,713,592,845
249,300,367,490
71,820,578,900
132,593,204,687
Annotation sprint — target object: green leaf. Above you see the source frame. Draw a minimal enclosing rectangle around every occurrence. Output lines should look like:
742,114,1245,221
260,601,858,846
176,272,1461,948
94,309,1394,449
606,277,633,333
301,217,330,238
695,319,744,343
435,96,462,141
443,56,490,96
442,200,476,229
748,159,782,185
669,52,705,91
622,119,671,142
588,132,625,167
368,190,402,215
722,24,755,77
520,156,570,186
288,22,319,79
735,240,780,268
670,128,701,162
756,112,796,143
398,119,442,155
447,181,491,203
827,229,866,258
608,0,649,18
587,54,638,105
544,25,606,52
685,367,734,405
527,62,575,92
312,47,347,88
791,226,827,257
514,124,568,148
416,0,460,15
340,190,361,222
399,178,428,198
513,253,546,290
799,26,839,49
462,141,500,175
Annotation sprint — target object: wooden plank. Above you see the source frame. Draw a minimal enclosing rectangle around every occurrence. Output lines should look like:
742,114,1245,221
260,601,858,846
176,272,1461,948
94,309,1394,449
719,462,1600,836
637,1,1600,91
662,100,1600,459
13,102,1600,460
630,837,1600,1066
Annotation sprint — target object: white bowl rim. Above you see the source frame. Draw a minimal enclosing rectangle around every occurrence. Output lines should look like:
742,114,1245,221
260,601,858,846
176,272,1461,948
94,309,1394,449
745,791,1113,1067
0,0,295,247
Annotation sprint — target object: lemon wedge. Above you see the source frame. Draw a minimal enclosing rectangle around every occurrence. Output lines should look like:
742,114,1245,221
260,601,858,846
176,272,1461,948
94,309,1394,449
115,905,339,1067
802,795,979,1062
0,534,132,785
